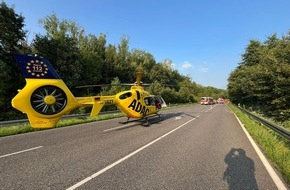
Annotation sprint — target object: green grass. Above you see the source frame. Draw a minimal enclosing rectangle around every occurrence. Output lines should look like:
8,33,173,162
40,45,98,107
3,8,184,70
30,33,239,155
0,112,125,137
228,103,290,185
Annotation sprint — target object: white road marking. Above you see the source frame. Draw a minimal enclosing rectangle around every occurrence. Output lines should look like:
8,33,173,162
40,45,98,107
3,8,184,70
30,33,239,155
103,123,135,132
204,105,216,112
233,113,288,190
0,146,43,158
67,116,199,190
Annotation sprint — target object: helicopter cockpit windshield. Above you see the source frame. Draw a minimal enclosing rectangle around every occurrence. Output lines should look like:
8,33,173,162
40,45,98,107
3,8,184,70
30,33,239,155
119,92,132,100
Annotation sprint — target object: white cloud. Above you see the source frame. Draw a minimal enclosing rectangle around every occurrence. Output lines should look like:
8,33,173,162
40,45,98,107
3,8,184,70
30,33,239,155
181,61,192,69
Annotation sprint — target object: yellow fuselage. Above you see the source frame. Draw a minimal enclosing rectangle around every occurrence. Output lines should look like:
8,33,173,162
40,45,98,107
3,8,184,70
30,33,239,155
115,86,159,118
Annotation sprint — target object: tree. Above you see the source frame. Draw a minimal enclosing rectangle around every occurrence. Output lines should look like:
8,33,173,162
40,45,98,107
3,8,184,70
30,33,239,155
177,78,196,103
0,60,11,115
228,31,290,121
0,2,26,56
105,44,118,81
32,35,83,89
0,2,26,120
149,63,171,85
114,36,133,82
38,13,85,42
79,34,107,86
161,87,178,104
33,14,85,90
130,49,156,82
101,77,126,96
147,81,163,96
240,40,263,66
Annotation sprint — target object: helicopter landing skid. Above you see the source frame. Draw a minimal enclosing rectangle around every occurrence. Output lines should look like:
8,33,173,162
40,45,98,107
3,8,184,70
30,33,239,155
119,114,162,126
118,117,142,124
142,113,163,126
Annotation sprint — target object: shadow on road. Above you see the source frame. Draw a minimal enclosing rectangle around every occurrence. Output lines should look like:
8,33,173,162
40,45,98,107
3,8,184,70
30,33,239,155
103,112,185,133
223,148,259,190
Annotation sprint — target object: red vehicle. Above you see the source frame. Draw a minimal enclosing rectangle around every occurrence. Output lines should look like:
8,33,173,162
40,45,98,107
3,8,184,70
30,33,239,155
200,97,214,105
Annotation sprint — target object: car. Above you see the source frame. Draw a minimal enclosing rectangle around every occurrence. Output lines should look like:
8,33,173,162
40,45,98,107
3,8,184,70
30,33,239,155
200,97,214,105
217,98,224,104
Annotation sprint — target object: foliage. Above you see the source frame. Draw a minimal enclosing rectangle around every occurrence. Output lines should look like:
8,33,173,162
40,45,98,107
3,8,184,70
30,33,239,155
0,2,27,120
228,33,290,121
32,35,83,88
101,77,126,96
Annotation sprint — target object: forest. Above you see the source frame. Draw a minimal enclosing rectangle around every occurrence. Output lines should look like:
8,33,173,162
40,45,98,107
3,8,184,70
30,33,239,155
0,2,227,121
228,33,290,122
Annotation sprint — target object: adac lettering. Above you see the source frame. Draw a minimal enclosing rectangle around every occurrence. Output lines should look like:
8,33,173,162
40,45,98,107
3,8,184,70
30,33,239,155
128,99,149,116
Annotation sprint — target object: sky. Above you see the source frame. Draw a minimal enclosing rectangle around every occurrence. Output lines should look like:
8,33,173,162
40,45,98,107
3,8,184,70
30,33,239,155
4,0,290,89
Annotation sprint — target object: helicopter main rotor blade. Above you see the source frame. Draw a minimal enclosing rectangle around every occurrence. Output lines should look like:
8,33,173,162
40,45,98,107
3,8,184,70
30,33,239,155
75,83,138,88
75,84,117,88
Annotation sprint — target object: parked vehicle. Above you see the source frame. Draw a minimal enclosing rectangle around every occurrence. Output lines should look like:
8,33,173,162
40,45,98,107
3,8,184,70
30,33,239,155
217,98,224,104
200,97,214,105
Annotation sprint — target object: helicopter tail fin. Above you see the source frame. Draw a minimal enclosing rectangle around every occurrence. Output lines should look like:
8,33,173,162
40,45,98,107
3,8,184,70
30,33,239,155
13,54,62,79
12,54,79,128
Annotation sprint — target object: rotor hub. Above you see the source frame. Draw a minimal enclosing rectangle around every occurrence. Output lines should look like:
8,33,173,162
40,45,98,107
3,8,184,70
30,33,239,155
44,95,56,105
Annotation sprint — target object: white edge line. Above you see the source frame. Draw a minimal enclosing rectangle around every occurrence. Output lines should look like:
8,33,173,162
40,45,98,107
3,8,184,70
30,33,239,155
0,146,43,158
66,116,199,190
233,112,288,190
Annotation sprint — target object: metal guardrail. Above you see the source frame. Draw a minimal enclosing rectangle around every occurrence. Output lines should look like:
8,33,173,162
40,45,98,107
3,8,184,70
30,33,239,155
237,106,290,141
0,110,121,128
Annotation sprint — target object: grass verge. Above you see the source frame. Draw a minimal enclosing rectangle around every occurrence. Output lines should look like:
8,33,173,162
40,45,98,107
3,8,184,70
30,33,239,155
0,112,125,137
228,103,290,185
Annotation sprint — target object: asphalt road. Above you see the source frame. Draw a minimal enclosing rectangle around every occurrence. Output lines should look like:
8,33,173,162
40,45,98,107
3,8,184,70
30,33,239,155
0,104,288,190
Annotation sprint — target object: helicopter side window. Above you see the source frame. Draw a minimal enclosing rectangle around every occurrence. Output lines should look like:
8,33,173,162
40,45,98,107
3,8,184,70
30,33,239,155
155,97,162,109
144,97,150,106
144,97,152,106
119,92,132,100
144,97,154,106
151,96,161,109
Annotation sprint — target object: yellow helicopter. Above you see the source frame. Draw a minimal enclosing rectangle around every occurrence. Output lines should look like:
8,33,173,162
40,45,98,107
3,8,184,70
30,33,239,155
11,54,166,128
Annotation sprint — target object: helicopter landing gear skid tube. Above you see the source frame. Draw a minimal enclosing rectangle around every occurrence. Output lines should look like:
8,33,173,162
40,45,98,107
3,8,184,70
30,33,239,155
119,113,162,126
142,113,163,126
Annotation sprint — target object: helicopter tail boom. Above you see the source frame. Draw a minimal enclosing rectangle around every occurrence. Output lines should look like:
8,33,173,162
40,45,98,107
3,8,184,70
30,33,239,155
76,96,116,116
